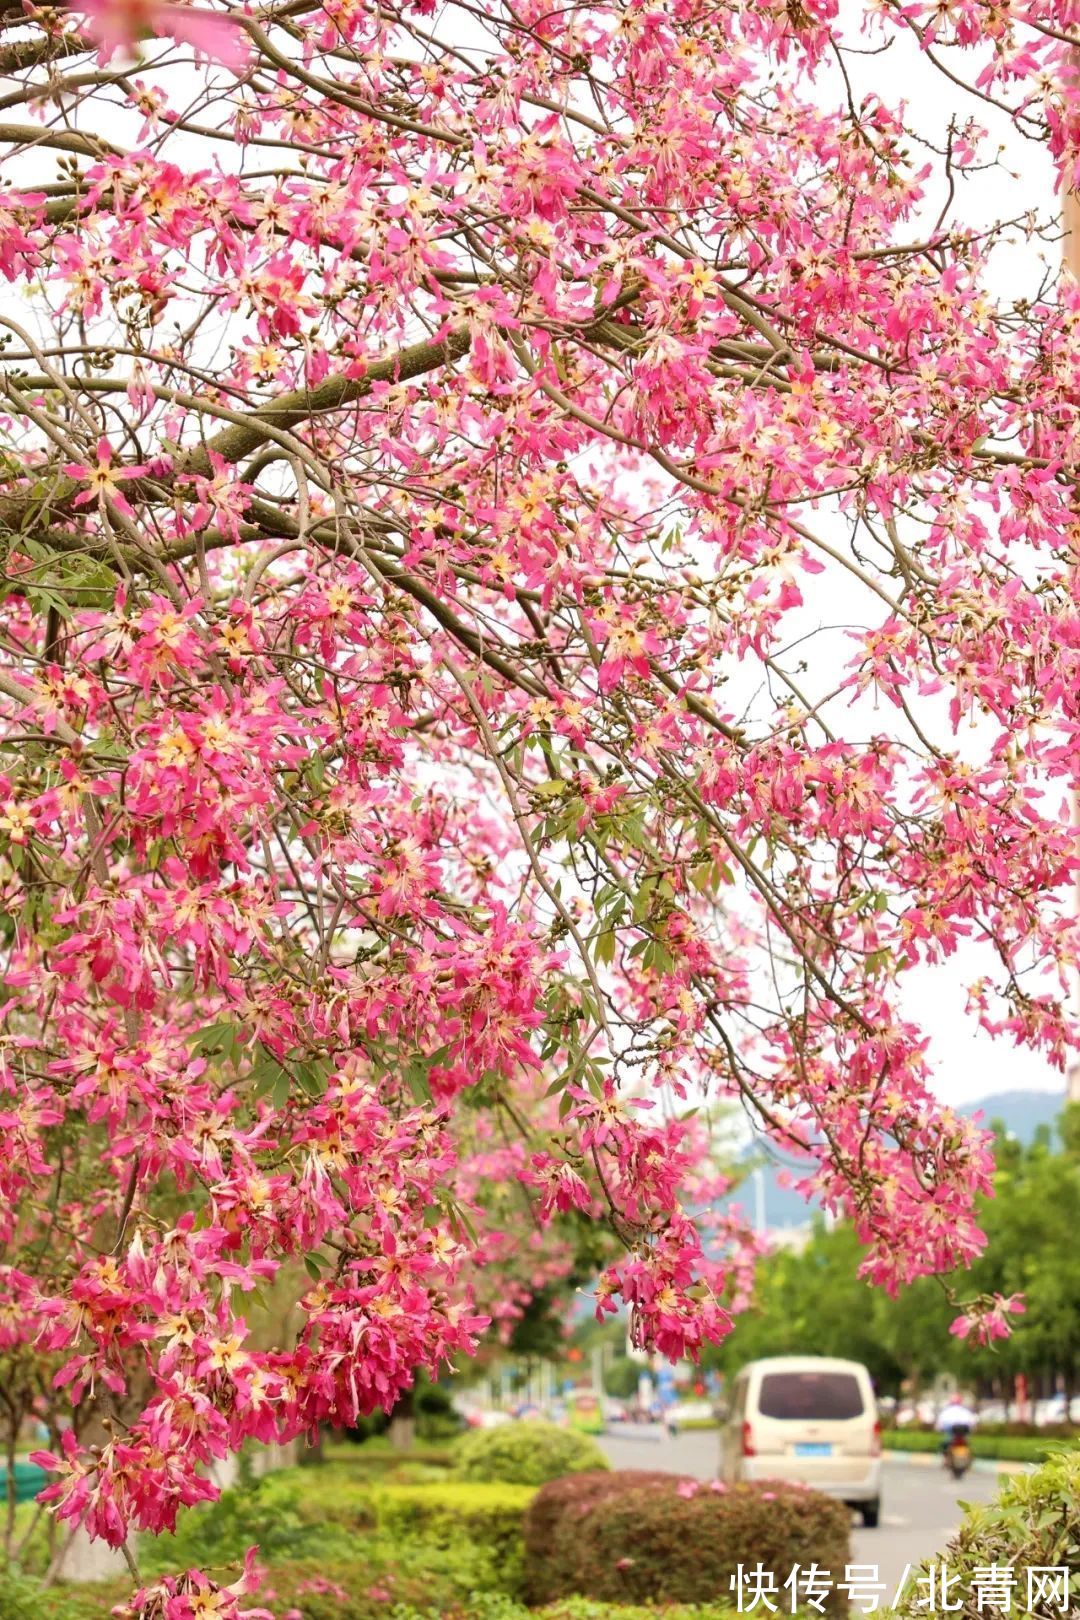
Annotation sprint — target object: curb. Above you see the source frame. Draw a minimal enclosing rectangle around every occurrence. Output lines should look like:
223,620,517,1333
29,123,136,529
883,1449,1032,1477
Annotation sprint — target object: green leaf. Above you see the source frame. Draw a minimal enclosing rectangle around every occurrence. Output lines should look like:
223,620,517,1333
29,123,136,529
296,1060,330,1098
189,1021,240,1058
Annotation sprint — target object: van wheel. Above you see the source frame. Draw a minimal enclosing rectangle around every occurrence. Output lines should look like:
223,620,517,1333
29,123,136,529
860,1500,880,1529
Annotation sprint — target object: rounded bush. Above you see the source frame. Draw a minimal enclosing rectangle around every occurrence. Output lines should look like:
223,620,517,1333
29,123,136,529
895,1452,1080,1618
541,1477,851,1618
455,1422,610,1486
525,1470,693,1604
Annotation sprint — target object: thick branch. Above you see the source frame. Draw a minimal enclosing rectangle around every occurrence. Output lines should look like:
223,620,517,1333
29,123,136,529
0,326,471,530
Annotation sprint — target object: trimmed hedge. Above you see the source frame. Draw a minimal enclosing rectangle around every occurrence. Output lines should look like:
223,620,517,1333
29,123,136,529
527,1474,850,1618
30,1482,536,1620
525,1470,695,1604
455,1423,609,1486
894,1451,1080,1617
372,1482,535,1595
326,1441,457,1473
135,1467,532,1586
883,1430,1071,1465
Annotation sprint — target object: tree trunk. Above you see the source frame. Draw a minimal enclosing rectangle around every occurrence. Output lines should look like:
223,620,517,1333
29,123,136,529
388,1384,416,1450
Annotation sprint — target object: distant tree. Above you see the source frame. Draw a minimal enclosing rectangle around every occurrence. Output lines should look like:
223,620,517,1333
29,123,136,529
962,1108,1080,1402
603,1358,642,1401
704,1222,906,1396
716,1109,1080,1405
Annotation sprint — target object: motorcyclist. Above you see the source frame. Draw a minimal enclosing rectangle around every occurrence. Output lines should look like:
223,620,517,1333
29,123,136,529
935,1395,978,1457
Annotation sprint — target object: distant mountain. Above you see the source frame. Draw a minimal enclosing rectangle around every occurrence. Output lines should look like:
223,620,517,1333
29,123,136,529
725,1088,1068,1232
962,1088,1066,1145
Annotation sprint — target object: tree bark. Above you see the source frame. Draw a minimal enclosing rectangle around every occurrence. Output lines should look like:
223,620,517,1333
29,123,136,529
388,1384,416,1450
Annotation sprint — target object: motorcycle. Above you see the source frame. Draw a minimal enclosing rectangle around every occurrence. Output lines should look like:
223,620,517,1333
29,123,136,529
943,1425,973,1479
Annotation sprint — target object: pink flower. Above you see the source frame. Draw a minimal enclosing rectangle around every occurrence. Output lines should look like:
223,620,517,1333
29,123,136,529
63,438,147,518
950,1293,1025,1346
73,0,250,68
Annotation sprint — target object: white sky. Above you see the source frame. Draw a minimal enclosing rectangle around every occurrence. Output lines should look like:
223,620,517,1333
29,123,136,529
830,18,1064,1107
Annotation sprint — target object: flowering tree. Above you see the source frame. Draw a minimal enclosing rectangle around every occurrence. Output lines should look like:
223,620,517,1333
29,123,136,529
1,0,1079,1605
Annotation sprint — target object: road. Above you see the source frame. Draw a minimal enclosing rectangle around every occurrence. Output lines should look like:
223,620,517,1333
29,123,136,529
598,1427,1002,1603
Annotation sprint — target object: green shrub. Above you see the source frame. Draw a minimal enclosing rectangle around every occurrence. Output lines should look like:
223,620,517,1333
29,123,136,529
260,1539,521,1619
322,1439,456,1480
538,1602,745,1620
372,1482,534,1596
137,1467,529,1584
38,1543,523,1620
882,1430,1072,1464
554,1478,851,1618
394,1597,746,1620
138,1468,362,1576
26,1561,756,1620
524,1470,692,1604
894,1450,1080,1617
455,1423,609,1486
887,1421,1078,1441
0,1563,97,1620
416,1384,467,1441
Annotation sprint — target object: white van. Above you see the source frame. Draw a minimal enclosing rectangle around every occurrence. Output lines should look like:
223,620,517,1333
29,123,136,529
720,1356,882,1526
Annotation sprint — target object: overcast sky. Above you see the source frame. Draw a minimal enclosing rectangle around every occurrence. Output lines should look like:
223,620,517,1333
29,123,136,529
822,15,1064,1107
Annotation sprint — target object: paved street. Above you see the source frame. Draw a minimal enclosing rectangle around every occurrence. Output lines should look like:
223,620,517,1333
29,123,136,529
598,1428,1002,1603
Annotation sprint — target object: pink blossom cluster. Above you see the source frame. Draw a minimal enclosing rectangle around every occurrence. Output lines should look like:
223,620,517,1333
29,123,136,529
0,0,1077,1600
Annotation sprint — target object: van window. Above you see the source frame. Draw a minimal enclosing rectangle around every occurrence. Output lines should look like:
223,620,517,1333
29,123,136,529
758,1371,864,1420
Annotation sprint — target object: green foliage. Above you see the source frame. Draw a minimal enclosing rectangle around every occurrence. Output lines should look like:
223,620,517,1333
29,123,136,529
894,1451,1080,1617
602,1358,640,1400
371,1482,535,1596
701,1220,910,1394
395,1597,746,1620
415,1381,467,1441
253,1533,523,1619
536,1604,742,1620
136,1466,532,1583
0,1562,95,1620
334,1437,456,1464
138,1467,365,1576
526,1474,850,1617
34,1471,535,1618
882,1431,1074,1464
18,1538,518,1620
454,1422,609,1486
324,1439,456,1480
0,1577,754,1620
524,1470,688,1604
